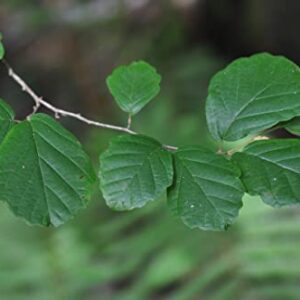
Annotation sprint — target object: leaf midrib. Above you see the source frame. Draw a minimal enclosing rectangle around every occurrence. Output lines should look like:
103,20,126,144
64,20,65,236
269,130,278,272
112,146,165,204
178,157,226,223
223,84,272,138
29,122,50,224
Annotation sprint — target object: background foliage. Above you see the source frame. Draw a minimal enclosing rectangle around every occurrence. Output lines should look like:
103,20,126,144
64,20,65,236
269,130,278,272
1,0,300,299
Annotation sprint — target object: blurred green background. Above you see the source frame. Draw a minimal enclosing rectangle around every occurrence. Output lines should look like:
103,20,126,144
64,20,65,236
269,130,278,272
1,1,300,299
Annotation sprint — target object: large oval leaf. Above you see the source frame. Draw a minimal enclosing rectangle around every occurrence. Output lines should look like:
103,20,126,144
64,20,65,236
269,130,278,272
0,113,96,227
106,61,161,115
206,53,300,141
0,99,14,144
99,135,173,210
168,147,244,231
233,139,300,208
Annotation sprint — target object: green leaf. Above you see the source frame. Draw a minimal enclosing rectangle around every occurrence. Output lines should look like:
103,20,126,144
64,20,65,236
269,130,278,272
284,118,300,136
168,147,244,231
206,53,300,141
0,113,96,227
0,99,15,144
0,33,4,60
106,61,161,115
233,139,300,207
99,134,173,210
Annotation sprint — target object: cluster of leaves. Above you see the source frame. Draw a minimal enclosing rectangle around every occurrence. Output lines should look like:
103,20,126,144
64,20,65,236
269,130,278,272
1,35,300,231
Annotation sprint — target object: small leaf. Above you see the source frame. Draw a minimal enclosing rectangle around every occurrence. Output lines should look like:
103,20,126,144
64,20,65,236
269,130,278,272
168,147,244,231
106,61,161,115
99,134,173,210
0,113,96,227
233,139,300,207
206,53,300,141
284,118,300,136
0,99,15,144
0,33,5,60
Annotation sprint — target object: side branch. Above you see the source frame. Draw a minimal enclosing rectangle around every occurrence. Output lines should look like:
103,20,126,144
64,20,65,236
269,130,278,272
2,60,178,151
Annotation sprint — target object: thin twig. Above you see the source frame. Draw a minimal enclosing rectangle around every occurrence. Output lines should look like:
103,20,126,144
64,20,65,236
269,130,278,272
163,144,178,151
227,135,269,156
127,114,132,129
2,60,178,151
